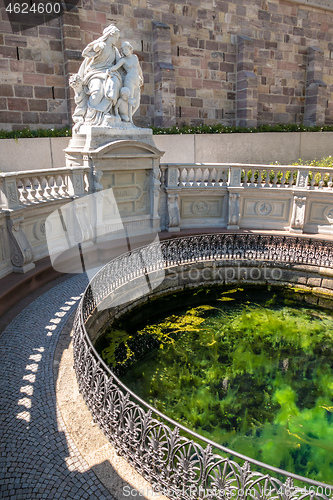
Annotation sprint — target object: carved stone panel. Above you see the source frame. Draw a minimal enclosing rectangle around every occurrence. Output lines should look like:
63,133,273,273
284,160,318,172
307,202,333,225
181,198,222,219
4,179,20,209
102,170,149,216
243,198,289,220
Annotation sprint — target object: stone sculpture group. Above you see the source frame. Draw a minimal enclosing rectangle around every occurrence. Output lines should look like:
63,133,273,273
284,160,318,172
69,24,143,132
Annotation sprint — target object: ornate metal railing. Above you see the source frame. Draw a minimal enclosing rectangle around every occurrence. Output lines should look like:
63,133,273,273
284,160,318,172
73,233,333,500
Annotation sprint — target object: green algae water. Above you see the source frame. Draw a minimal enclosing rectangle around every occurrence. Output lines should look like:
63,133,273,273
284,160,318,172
97,286,333,484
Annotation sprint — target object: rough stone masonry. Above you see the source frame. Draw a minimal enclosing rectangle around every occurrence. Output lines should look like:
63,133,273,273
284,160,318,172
0,0,333,131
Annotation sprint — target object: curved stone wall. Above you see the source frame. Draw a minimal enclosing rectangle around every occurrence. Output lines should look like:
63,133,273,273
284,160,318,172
73,234,333,499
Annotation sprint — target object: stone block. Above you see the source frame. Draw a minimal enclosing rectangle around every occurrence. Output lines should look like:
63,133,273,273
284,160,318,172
22,112,39,124
34,86,53,99
14,85,33,98
7,98,28,111
0,137,52,171
299,131,333,160
23,74,45,85
306,277,322,287
154,134,195,163
40,112,67,125
28,99,48,111
50,137,70,168
0,84,14,97
321,278,333,290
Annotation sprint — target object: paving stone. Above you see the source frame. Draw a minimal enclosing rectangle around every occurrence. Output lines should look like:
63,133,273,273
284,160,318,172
0,274,114,499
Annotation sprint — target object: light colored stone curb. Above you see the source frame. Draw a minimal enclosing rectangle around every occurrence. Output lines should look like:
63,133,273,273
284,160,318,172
54,314,170,500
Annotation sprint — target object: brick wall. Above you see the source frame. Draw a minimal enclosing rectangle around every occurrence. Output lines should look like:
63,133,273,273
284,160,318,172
0,1,68,131
1,0,333,130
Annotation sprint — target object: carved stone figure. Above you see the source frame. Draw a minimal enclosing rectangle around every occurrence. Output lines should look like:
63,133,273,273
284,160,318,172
290,195,306,231
70,25,143,132
114,87,131,123
167,193,180,230
69,74,88,133
228,192,240,228
108,41,143,119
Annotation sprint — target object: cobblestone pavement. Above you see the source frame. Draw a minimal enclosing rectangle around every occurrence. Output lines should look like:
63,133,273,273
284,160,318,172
0,274,114,500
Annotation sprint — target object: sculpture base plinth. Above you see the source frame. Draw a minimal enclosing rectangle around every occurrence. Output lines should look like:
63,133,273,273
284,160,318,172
13,262,35,274
66,125,155,152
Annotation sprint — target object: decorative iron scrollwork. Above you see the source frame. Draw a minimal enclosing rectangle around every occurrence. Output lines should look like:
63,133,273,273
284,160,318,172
73,233,333,500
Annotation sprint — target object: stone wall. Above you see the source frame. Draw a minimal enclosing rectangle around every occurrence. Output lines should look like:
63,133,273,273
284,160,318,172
1,0,333,130
0,10,68,130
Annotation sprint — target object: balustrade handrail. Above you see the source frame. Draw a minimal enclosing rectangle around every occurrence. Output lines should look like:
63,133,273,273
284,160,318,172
73,233,333,499
162,162,333,172
0,165,89,178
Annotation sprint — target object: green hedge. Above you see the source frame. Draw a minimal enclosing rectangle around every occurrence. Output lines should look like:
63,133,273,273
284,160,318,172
2,123,333,139
151,123,333,135
0,127,72,139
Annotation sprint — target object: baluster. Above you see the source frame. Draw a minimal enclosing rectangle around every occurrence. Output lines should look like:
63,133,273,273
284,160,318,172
280,170,286,188
319,171,325,189
32,177,39,201
288,169,294,188
310,170,316,189
180,167,187,187
53,176,61,197
26,177,37,203
257,169,263,187
194,168,202,187
249,169,255,187
208,168,215,186
328,172,333,189
217,167,223,186
264,169,270,187
188,168,194,186
48,176,57,198
203,167,210,186
58,175,68,197
45,176,54,198
272,169,278,187
159,168,165,188
18,178,29,204
222,169,228,186
186,167,192,187
35,176,45,201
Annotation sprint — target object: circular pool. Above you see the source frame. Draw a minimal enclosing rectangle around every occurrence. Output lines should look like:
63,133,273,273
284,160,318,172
73,233,333,499
97,285,333,484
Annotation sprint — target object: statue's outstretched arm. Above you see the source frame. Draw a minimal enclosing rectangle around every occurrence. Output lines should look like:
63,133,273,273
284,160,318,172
108,57,125,72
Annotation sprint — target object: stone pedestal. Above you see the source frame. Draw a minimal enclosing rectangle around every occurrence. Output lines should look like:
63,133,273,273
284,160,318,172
65,127,164,237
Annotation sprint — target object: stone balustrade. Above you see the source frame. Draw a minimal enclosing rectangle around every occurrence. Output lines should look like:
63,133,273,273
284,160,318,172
163,163,333,234
164,162,333,190
0,166,90,278
0,166,89,210
0,162,333,279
